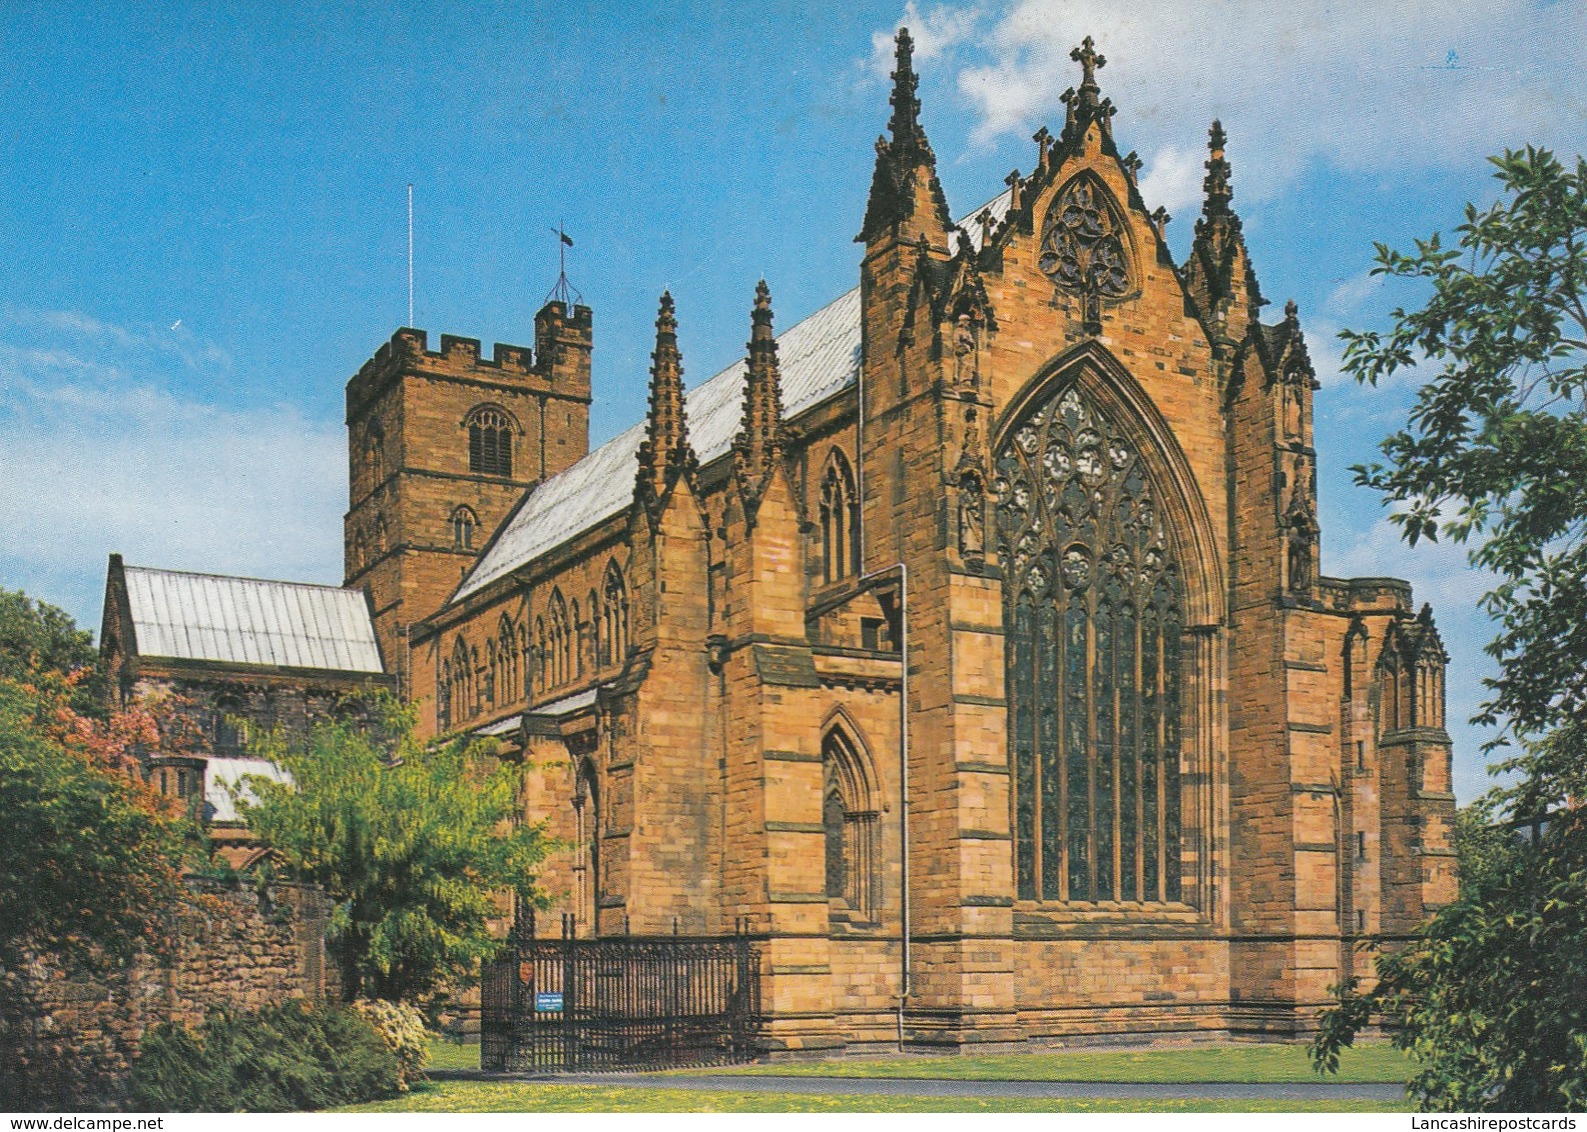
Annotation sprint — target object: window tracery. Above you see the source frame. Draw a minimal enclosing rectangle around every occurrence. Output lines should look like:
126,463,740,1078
601,560,629,667
1040,177,1131,332
452,506,478,551
995,382,1184,904
822,728,879,921
547,590,569,689
819,449,860,583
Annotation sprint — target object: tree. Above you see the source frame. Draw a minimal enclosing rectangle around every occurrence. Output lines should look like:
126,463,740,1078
239,698,551,1003
0,600,189,968
0,587,105,716
1340,146,1587,756
1313,148,1587,1110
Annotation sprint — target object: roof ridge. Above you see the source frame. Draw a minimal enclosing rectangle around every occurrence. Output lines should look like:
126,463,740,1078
123,563,360,595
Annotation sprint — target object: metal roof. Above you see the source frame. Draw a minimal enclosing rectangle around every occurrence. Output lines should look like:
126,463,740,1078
204,756,290,824
123,565,385,673
453,189,1013,604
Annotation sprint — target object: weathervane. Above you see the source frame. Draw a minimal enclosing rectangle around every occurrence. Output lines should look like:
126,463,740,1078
544,221,583,307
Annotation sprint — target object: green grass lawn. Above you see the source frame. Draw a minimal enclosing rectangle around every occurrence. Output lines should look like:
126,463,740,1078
698,1042,1412,1085
425,1037,482,1072
344,1080,1412,1114
425,1038,1408,1085
387,1038,1414,1113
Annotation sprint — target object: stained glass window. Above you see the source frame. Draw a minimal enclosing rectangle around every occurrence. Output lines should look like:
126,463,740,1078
995,383,1184,903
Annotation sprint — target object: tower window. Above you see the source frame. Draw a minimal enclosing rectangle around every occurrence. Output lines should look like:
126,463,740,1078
467,407,515,477
452,506,478,550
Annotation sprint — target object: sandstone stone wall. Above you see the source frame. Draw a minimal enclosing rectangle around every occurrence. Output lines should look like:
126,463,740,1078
0,880,333,1112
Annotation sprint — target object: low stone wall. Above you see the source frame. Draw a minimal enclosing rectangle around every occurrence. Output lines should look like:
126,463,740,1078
0,880,334,1112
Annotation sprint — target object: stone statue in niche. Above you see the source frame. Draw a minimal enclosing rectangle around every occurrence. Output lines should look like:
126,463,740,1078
1286,461,1317,593
953,313,977,387
1288,522,1314,593
959,470,986,558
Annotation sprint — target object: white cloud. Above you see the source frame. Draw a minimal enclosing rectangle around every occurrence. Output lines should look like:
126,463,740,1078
925,1,1587,206
871,2,985,78
1136,144,1203,217
1324,271,1385,319
0,312,344,632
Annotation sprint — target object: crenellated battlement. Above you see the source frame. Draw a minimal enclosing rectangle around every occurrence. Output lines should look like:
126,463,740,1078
348,299,594,420
348,327,537,403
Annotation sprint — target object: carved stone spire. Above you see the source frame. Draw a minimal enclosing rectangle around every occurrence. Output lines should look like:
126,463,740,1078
858,27,953,245
634,291,696,517
1202,119,1233,217
1185,119,1263,342
887,26,926,156
1058,35,1117,146
732,281,784,522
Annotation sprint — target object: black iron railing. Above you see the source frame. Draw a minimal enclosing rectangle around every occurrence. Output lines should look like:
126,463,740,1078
481,918,761,1072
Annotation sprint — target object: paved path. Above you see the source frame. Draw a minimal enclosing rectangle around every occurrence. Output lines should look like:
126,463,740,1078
431,1069,1403,1102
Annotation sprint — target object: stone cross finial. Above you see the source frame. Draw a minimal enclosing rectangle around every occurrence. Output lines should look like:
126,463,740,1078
1071,36,1106,88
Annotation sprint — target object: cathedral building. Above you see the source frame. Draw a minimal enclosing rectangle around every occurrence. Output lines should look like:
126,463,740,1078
112,30,1458,1049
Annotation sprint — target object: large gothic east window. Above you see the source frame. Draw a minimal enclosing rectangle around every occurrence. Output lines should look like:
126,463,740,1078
995,383,1184,905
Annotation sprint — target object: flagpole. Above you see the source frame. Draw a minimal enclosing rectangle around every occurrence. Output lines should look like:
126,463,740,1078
407,184,414,327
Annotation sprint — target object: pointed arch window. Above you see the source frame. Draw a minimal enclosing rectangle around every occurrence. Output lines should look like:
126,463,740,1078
573,598,587,679
519,623,532,700
995,382,1184,905
467,406,515,478
452,506,478,551
820,449,861,584
601,560,629,667
497,615,518,704
547,590,569,689
823,728,880,921
365,422,385,491
534,616,547,695
448,636,472,726
574,761,600,936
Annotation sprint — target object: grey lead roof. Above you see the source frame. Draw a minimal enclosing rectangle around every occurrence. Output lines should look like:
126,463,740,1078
454,190,1013,604
123,565,385,673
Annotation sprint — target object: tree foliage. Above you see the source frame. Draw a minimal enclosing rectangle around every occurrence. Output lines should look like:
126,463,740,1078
1341,146,1587,749
239,698,551,1003
0,598,189,967
0,586,104,716
1315,149,1587,1110
1315,804,1587,1111
129,999,402,1112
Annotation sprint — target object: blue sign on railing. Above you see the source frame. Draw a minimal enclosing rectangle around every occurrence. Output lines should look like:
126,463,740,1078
535,992,563,1013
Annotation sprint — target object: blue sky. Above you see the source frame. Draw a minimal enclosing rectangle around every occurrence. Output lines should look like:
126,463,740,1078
2,1,1584,801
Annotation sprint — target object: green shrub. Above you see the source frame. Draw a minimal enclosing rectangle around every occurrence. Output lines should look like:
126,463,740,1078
130,999,401,1112
350,999,430,1089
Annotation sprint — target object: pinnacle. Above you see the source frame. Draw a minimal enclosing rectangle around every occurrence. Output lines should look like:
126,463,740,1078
1201,120,1234,217
750,280,775,339
888,27,924,150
